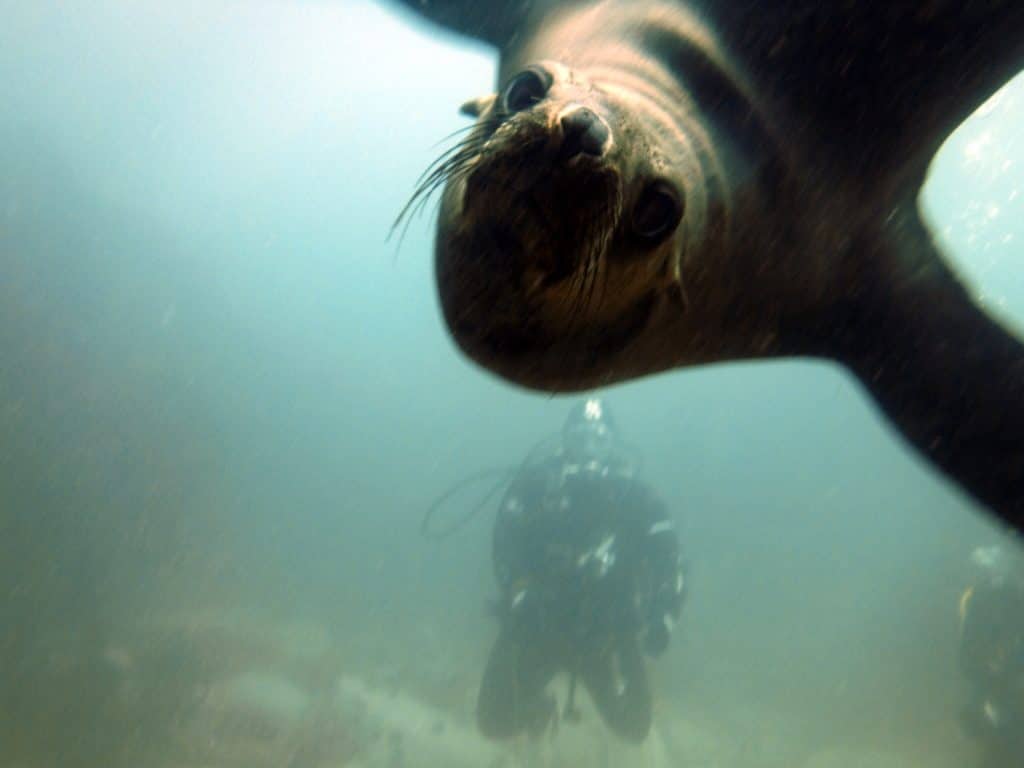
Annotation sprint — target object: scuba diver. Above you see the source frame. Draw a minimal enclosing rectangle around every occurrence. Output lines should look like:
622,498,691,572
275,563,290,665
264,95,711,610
476,398,685,743
957,543,1024,767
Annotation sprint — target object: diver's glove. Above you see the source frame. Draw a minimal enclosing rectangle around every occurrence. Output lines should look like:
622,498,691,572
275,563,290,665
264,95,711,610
502,584,545,641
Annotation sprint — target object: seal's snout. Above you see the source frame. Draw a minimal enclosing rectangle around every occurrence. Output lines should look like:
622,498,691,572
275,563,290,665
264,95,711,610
559,106,611,158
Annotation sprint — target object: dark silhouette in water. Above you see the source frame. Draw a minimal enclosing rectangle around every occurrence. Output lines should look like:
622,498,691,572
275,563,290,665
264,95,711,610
386,0,1024,533
958,545,1024,768
477,398,685,742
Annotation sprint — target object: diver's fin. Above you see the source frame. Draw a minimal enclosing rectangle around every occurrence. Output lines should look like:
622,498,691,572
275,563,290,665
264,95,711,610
713,1,1024,188
383,0,538,49
795,204,1024,531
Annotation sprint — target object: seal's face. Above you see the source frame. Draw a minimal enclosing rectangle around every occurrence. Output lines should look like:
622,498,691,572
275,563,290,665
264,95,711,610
410,60,719,390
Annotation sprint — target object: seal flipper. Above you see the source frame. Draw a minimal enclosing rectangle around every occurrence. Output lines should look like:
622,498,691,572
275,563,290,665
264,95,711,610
383,0,552,49
711,2,1024,190
797,205,1024,530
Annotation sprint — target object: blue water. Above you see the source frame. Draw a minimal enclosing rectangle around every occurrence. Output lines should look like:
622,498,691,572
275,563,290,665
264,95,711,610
0,2,1021,766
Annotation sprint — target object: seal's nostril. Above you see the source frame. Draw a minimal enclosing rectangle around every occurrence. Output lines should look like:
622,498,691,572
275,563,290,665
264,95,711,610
560,107,610,158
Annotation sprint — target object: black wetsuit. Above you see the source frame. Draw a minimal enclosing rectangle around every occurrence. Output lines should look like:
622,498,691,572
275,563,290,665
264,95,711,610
476,453,684,743
959,580,1024,767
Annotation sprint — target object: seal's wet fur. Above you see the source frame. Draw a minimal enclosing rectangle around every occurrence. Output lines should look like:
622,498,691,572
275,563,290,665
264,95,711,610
389,0,1024,531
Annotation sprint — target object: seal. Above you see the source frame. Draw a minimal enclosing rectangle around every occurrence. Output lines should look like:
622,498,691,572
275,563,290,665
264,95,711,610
388,0,1024,532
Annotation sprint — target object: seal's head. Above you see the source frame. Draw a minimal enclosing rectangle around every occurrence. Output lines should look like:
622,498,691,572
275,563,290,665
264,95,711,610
401,57,727,391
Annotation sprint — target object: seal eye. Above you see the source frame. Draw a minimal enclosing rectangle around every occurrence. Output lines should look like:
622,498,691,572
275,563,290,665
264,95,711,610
502,68,551,114
632,182,684,243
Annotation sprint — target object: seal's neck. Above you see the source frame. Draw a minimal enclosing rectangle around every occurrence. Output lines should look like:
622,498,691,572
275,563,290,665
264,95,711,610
790,206,1024,532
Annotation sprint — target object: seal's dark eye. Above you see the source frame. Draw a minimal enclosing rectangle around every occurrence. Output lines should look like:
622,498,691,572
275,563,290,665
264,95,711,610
632,182,684,243
502,68,551,114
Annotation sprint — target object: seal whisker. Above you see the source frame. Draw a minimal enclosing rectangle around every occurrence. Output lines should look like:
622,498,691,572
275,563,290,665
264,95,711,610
577,221,601,323
566,239,598,333
578,257,599,330
579,213,608,327
431,123,478,149
573,189,620,331
412,133,486,189
391,117,503,250
391,150,478,245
